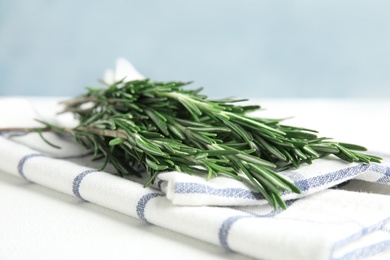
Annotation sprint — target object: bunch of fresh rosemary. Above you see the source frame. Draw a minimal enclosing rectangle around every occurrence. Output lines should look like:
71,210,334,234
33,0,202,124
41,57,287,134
4,79,382,209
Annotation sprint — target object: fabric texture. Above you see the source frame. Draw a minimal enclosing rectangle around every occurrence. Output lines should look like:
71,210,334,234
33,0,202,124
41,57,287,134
0,134,390,260
1,59,390,260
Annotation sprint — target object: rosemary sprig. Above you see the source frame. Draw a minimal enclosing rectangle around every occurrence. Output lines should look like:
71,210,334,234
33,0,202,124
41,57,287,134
2,79,381,209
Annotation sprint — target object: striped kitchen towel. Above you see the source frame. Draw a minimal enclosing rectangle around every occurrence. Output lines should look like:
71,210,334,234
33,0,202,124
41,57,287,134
0,134,390,260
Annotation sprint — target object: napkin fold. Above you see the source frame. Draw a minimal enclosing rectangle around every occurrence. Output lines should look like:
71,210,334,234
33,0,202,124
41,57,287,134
1,58,390,259
157,158,390,206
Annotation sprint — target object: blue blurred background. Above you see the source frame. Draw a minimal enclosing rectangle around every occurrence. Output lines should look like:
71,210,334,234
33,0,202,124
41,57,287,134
1,0,389,98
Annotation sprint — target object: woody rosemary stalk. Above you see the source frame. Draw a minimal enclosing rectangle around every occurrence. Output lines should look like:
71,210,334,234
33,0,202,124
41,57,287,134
1,79,382,209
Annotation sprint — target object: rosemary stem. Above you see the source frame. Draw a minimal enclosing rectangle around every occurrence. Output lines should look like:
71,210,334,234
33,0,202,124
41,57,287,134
59,96,97,106
0,126,128,140
76,127,128,139
0,127,65,133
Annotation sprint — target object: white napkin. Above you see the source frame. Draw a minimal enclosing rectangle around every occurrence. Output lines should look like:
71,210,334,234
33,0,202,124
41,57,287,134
0,135,390,260
1,58,390,259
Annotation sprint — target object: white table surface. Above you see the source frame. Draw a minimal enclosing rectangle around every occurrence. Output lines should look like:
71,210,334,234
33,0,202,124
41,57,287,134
1,98,389,260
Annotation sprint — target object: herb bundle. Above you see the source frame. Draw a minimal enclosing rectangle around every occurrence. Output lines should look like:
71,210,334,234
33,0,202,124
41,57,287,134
4,79,382,209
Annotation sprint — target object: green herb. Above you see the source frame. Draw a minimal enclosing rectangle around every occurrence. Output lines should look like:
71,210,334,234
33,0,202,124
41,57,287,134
2,79,382,209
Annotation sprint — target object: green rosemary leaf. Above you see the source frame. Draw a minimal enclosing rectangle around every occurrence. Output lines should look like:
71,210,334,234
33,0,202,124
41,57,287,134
145,157,169,171
109,138,124,146
187,126,231,133
224,112,285,136
92,120,117,130
338,142,367,151
336,144,360,161
236,153,277,168
333,152,355,163
249,164,293,192
240,105,262,113
292,148,308,160
367,153,382,162
167,123,186,140
309,143,340,154
135,135,169,158
37,131,61,149
267,169,301,194
283,129,318,139
238,162,276,207
189,131,214,145
198,149,239,156
174,118,207,127
139,131,165,139
255,135,287,161
272,192,287,210
218,116,254,144
284,150,301,168
177,96,202,121
351,152,371,164
302,145,320,158
144,170,159,187
144,108,169,136
250,170,282,197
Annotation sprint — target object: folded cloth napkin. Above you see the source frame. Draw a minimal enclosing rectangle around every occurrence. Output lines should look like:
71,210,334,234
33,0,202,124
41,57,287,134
157,157,390,206
1,134,390,260
1,58,390,259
